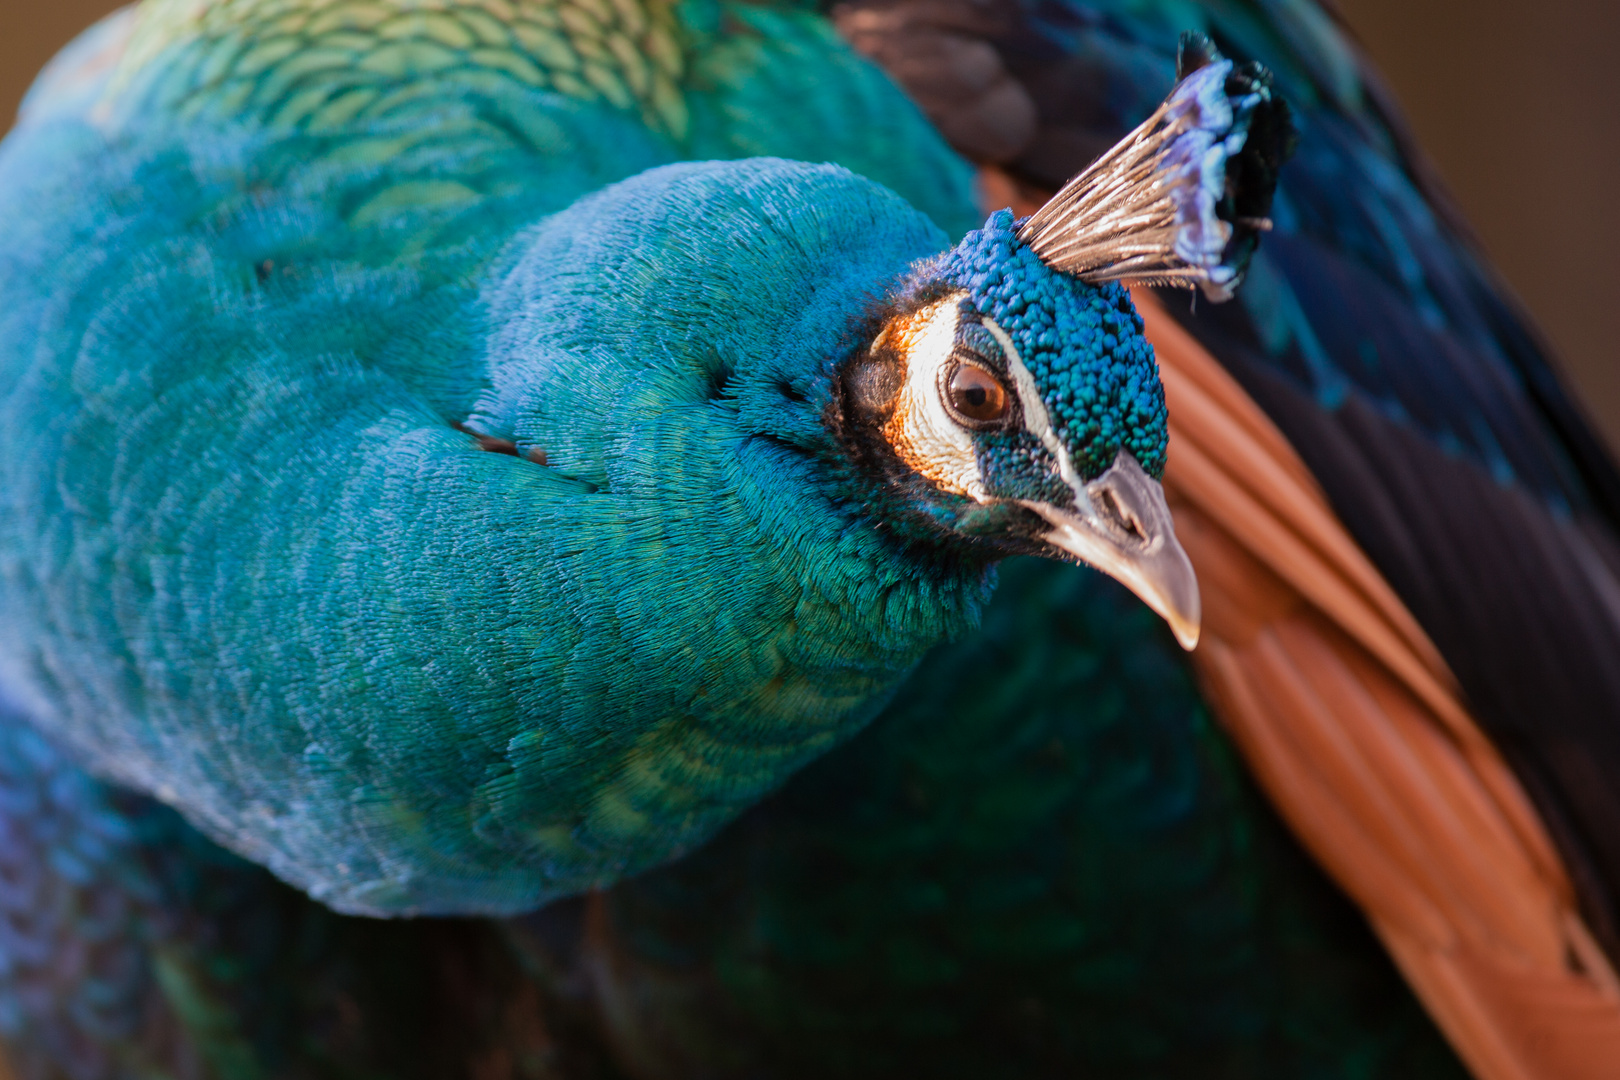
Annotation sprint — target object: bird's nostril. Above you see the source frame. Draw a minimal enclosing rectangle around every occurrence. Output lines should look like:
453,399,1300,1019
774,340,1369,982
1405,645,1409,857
1099,487,1146,542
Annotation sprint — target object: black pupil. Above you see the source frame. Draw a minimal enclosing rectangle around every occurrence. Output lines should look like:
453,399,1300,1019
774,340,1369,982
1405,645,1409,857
949,363,1007,422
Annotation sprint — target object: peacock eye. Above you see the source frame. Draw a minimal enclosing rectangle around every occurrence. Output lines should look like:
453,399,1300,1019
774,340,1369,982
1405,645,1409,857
944,361,1009,425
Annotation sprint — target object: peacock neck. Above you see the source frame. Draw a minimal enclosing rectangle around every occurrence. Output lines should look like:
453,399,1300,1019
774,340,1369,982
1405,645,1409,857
400,158,1001,912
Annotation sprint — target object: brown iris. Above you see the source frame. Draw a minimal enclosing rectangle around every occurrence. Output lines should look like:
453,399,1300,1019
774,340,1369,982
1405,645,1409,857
946,362,1010,424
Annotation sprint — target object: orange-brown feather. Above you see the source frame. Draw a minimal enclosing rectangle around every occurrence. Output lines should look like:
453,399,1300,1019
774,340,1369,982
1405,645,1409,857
1139,288,1620,1080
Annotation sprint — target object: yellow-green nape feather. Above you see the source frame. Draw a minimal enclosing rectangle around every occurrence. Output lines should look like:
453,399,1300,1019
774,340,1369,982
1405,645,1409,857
109,0,691,138
54,0,978,236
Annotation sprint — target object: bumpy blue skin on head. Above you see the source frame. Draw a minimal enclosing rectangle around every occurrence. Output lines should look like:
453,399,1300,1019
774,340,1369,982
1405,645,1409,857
940,209,1168,482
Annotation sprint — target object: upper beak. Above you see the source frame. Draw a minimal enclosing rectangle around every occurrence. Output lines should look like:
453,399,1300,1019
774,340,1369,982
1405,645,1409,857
1018,451,1201,650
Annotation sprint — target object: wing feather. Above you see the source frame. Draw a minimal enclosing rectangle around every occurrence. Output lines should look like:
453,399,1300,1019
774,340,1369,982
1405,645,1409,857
1143,290,1620,1080
850,0,1620,1066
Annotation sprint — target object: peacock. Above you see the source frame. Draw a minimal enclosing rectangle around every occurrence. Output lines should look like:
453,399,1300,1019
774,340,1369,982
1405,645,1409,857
1,0,1618,1078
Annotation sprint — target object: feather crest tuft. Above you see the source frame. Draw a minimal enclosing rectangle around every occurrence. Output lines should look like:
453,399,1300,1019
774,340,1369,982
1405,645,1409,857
1016,32,1294,301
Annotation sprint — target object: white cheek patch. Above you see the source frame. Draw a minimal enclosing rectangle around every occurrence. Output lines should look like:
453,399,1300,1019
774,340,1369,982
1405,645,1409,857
881,293,990,502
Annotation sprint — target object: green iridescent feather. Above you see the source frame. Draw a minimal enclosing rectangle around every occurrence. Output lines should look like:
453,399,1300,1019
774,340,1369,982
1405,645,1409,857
0,0,984,915
532,559,1464,1078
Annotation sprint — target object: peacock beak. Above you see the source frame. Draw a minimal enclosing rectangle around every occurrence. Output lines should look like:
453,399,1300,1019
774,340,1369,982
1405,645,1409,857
1018,451,1201,650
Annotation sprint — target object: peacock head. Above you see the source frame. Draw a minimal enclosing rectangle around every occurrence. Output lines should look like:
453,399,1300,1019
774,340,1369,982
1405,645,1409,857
833,36,1290,651
475,32,1288,688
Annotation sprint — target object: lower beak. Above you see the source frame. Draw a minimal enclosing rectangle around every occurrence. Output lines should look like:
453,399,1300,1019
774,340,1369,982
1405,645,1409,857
1019,451,1201,650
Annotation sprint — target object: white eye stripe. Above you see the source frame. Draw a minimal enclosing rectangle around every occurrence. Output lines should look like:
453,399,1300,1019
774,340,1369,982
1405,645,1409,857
981,316,1086,505
879,298,1091,508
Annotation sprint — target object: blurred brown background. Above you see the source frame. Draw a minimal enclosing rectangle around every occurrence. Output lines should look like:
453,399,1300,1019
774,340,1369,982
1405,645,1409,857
2,0,1618,449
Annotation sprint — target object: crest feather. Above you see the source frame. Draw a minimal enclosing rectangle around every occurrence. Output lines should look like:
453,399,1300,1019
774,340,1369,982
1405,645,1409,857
1017,33,1295,301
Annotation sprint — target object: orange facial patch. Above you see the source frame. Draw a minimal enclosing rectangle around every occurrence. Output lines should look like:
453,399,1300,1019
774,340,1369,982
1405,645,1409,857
876,296,986,500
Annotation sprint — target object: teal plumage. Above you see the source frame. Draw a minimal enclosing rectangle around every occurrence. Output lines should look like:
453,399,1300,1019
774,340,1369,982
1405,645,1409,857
542,560,1462,1078
0,3,984,915
5,0,1606,1076
0,568,1461,1078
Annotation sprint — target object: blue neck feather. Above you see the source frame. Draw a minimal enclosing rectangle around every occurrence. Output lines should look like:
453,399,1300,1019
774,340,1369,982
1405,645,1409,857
0,139,990,915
